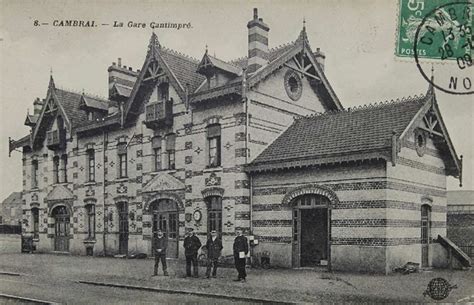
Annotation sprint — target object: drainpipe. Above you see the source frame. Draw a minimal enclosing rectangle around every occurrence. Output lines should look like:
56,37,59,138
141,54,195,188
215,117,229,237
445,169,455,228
103,130,108,256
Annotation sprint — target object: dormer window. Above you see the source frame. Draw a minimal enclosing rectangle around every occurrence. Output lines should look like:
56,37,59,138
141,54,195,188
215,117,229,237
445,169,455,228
209,74,218,88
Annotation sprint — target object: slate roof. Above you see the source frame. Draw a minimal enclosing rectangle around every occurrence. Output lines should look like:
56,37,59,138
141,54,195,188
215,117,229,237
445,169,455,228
81,95,109,111
2,192,22,206
247,96,427,172
53,89,88,128
160,47,206,94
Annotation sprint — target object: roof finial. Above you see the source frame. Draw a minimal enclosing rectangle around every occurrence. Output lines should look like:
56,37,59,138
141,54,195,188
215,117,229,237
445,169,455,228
426,64,435,98
303,17,306,32
48,70,56,90
205,44,208,54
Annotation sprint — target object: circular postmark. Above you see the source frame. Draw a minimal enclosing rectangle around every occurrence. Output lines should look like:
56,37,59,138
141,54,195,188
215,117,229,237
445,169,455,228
423,277,457,300
414,1,473,95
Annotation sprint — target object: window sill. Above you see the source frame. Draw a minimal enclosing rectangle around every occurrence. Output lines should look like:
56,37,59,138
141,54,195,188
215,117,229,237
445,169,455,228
83,239,96,244
151,169,176,175
33,238,39,242
84,181,97,186
203,167,223,173
115,177,129,183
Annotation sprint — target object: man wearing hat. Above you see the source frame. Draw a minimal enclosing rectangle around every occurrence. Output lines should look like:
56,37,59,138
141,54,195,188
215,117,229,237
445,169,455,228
153,229,169,276
183,228,201,277
233,228,249,282
204,230,223,278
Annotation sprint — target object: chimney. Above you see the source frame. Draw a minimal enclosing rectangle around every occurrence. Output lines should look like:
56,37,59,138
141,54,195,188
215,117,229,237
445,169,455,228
33,98,43,115
247,8,269,73
314,48,326,71
108,57,138,100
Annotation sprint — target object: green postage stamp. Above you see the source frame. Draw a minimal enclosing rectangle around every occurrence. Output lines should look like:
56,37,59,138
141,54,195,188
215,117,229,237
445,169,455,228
396,0,473,60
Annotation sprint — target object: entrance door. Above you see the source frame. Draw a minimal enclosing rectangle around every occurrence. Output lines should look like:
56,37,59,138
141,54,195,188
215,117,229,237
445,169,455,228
421,205,431,267
151,199,178,258
118,203,129,255
292,195,329,267
53,206,70,252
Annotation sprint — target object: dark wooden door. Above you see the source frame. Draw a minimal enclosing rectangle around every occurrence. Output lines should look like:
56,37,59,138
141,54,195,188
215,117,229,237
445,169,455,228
53,206,70,252
151,199,178,258
118,203,129,255
292,195,330,267
300,208,328,267
421,205,431,267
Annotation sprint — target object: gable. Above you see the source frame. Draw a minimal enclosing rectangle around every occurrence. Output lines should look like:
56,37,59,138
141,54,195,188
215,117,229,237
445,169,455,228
400,93,461,178
249,65,328,115
46,184,74,201
142,173,185,193
123,34,205,122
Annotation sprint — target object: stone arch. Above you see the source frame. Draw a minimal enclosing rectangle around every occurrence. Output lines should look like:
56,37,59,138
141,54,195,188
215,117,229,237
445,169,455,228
201,187,224,199
282,184,339,206
421,195,433,207
144,192,184,213
48,202,72,217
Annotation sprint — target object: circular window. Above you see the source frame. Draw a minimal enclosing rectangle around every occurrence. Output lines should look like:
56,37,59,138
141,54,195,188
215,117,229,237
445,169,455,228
415,129,426,157
284,70,303,101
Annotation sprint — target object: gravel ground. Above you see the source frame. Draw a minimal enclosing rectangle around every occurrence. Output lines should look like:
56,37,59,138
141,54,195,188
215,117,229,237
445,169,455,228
0,253,472,303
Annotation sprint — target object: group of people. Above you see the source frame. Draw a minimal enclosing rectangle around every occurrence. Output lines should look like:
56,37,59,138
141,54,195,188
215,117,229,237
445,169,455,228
152,228,249,282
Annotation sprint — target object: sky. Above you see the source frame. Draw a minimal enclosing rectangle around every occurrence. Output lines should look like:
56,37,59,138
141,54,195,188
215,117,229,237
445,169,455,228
0,0,472,201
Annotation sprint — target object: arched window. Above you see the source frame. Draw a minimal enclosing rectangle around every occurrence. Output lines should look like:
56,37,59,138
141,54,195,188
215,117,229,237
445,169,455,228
85,204,95,240
206,196,222,234
32,208,39,239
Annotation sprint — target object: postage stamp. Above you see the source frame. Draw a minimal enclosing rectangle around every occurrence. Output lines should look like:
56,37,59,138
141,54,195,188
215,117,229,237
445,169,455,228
396,0,473,60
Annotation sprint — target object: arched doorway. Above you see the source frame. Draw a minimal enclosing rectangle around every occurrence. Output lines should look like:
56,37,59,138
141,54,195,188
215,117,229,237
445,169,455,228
117,202,129,255
150,199,178,258
291,194,330,267
52,205,70,252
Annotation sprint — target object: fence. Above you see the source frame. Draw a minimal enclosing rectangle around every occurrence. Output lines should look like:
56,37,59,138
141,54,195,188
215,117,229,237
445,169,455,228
0,224,21,235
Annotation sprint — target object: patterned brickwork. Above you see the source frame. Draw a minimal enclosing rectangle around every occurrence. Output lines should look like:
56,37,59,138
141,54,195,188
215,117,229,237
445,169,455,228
252,219,292,227
397,157,445,175
253,180,446,197
332,237,421,246
332,219,445,228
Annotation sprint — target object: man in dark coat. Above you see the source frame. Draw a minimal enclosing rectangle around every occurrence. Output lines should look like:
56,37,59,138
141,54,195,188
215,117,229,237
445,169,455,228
183,228,201,277
153,230,168,276
205,230,223,278
233,228,249,282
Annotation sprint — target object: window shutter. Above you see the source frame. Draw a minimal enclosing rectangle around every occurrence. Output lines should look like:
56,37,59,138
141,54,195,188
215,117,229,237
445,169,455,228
166,134,176,151
117,142,127,154
152,136,162,149
207,124,221,138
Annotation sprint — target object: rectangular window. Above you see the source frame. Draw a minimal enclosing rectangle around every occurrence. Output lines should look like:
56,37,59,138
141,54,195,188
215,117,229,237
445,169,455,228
32,160,38,188
53,156,60,184
207,124,221,167
152,136,162,171
117,143,127,178
61,154,68,183
86,205,95,239
87,149,95,182
165,134,176,170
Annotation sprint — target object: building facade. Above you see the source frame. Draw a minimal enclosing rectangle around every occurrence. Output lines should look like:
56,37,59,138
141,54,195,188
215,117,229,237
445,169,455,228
9,9,465,273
